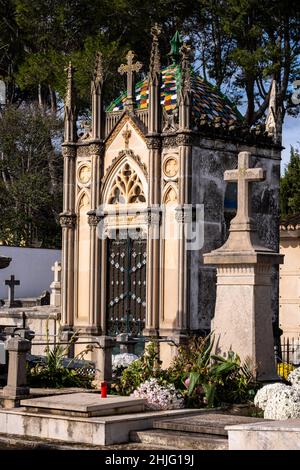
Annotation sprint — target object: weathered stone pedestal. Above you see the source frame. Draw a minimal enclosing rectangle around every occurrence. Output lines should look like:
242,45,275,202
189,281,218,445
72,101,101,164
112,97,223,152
93,336,114,384
2,336,31,407
204,252,282,381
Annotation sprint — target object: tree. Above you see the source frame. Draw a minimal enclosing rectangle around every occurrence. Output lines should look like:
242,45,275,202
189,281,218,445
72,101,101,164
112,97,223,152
0,105,63,247
187,0,300,126
280,146,300,217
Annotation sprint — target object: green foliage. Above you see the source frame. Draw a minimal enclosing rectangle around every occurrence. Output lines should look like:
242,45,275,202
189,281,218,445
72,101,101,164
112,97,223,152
185,341,259,407
0,0,298,124
114,336,258,409
112,341,167,396
280,146,300,217
27,326,94,389
0,104,63,247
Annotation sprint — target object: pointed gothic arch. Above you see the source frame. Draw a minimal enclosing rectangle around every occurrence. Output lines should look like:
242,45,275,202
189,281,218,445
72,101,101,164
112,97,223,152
76,190,90,213
163,183,178,205
102,154,148,205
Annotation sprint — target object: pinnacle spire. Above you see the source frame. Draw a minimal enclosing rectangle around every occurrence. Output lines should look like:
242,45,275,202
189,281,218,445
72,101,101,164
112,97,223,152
168,31,183,65
149,23,162,76
92,51,104,89
64,61,77,142
265,78,282,143
91,52,104,139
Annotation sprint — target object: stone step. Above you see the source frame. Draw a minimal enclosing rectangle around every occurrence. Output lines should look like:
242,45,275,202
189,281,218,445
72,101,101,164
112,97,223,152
153,413,265,437
130,429,228,450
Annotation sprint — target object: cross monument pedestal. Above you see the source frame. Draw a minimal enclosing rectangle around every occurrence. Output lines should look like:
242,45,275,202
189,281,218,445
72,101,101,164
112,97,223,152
204,151,283,382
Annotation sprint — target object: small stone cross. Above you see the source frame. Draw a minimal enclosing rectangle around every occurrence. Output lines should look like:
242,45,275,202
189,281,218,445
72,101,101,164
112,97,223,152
5,275,20,308
122,124,132,149
51,261,62,283
118,51,142,110
224,151,265,228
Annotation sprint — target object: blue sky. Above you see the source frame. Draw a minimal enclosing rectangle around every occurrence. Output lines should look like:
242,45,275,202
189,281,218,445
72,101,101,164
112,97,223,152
281,115,300,173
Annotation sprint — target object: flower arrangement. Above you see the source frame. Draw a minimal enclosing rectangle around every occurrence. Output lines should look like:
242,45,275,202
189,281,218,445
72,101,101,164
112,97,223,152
132,378,185,411
254,370,300,420
287,367,300,388
112,353,138,371
277,362,294,380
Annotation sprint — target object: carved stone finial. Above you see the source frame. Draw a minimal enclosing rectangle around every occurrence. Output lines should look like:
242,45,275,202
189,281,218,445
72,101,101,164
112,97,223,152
180,43,193,94
118,51,143,111
64,61,75,109
265,78,282,143
150,24,162,76
92,52,104,90
168,31,183,65
64,61,76,142
178,43,193,130
91,52,105,140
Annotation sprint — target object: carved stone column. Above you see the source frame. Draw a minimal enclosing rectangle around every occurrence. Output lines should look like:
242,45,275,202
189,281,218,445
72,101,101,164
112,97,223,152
175,133,193,336
60,145,76,328
144,27,162,336
143,193,161,336
87,143,104,335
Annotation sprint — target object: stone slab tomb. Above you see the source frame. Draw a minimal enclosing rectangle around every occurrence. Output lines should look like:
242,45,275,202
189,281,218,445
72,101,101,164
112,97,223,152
20,393,145,417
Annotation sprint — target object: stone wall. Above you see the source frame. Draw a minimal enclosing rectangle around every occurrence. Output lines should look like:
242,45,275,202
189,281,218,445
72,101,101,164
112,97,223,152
189,139,281,332
0,306,61,356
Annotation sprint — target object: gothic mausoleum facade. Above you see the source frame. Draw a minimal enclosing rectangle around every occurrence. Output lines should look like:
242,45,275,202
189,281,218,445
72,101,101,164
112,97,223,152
60,29,282,364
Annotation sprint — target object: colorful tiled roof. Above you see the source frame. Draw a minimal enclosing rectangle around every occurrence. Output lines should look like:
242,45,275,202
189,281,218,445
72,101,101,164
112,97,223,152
106,64,242,126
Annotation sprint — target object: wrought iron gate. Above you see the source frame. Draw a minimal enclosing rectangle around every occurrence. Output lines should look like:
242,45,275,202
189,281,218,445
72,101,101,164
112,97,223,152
106,234,147,336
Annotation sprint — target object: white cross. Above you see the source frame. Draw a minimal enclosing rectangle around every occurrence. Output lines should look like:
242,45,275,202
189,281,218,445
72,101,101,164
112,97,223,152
51,261,62,283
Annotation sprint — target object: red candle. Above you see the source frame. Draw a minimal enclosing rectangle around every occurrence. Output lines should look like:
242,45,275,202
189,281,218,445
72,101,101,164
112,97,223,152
101,381,107,398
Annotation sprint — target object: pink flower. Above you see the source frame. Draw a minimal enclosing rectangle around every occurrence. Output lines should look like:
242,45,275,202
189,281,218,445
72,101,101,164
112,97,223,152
184,377,190,388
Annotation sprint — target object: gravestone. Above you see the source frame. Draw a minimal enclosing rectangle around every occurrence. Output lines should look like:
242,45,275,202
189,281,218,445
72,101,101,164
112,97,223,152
204,151,283,381
4,275,20,308
50,261,61,307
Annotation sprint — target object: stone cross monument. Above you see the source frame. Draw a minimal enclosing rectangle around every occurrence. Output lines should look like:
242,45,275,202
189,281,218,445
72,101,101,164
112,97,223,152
118,50,142,111
50,261,62,307
5,275,20,308
204,151,283,382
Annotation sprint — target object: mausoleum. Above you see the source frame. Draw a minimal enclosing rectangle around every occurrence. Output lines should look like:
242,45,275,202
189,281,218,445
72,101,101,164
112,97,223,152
60,28,282,364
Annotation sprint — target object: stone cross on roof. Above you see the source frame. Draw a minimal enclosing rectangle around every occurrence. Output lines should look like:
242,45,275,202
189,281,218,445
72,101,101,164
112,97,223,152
118,51,142,111
5,275,20,308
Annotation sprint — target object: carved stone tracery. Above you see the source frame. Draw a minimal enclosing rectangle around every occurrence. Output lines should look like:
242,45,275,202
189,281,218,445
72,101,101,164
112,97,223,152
102,149,148,183
108,162,146,204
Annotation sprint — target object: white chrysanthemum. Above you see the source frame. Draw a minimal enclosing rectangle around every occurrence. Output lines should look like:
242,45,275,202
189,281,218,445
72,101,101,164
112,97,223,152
254,383,289,411
131,378,184,411
112,353,138,370
287,367,300,388
264,387,300,419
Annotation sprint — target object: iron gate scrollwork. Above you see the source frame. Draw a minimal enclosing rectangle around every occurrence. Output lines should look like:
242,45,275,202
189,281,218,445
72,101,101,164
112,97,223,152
106,233,146,336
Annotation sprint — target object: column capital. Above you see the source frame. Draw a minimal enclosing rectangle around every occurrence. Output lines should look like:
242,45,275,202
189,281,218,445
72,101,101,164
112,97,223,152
143,207,161,226
176,132,193,146
87,210,102,226
62,145,77,159
146,135,161,149
88,142,104,157
59,212,76,228
175,205,194,224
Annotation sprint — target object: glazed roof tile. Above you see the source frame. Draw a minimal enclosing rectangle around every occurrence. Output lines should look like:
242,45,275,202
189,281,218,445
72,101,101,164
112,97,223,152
106,64,242,126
